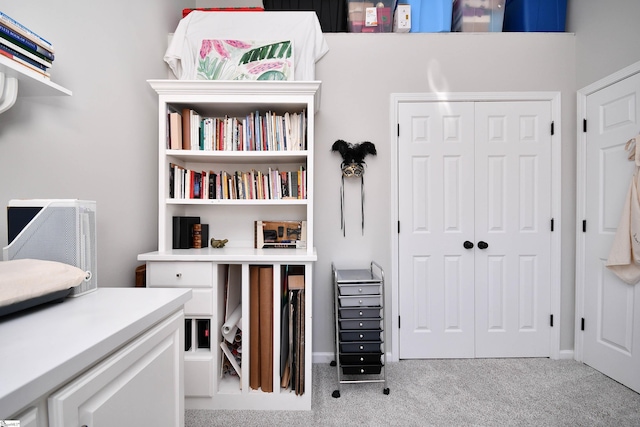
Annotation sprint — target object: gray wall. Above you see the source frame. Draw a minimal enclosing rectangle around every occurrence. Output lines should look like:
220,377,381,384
0,0,637,359
0,1,188,287
312,33,576,357
567,0,640,88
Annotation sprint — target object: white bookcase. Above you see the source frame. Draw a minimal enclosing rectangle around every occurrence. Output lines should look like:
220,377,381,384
138,80,320,411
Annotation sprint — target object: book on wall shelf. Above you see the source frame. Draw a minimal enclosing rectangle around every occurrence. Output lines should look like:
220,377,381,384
0,11,56,83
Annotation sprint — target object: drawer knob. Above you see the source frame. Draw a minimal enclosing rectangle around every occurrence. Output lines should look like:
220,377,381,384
360,357,364,362
359,322,363,327
359,345,364,350
359,311,363,316
361,368,365,373
358,299,363,304
358,288,363,293
176,273,182,278
359,334,364,339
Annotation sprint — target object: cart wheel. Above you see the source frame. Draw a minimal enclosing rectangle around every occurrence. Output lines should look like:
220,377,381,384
332,390,340,398
330,360,336,367
383,388,390,395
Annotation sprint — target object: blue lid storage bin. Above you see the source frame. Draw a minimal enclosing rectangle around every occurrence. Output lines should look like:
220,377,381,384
406,0,453,32
347,0,397,32
502,0,567,32
452,0,506,32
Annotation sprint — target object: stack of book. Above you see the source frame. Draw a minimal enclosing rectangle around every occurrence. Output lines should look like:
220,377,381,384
0,11,55,79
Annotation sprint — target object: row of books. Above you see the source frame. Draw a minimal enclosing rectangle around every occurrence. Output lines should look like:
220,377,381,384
169,108,307,152
169,164,307,201
0,11,55,79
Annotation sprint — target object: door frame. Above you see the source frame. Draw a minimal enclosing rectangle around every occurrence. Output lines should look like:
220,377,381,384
575,60,640,362
390,92,562,361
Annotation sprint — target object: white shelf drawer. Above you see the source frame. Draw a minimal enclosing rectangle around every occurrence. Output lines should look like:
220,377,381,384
185,355,214,397
147,262,213,288
184,288,213,316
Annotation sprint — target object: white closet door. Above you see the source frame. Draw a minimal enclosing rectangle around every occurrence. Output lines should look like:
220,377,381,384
398,101,476,359
398,100,552,359
474,101,552,358
582,71,640,392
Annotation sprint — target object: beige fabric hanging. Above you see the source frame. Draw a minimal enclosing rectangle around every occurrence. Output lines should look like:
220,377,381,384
605,134,640,284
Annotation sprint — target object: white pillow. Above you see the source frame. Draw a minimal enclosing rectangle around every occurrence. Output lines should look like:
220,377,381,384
0,259,87,307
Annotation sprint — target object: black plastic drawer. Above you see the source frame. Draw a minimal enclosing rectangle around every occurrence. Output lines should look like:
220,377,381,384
340,330,382,341
340,342,381,353
340,352,383,365
339,319,381,329
342,365,383,375
339,295,382,307
338,284,381,295
339,308,381,319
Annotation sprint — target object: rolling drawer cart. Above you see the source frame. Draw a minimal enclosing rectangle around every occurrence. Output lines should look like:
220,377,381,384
331,261,389,397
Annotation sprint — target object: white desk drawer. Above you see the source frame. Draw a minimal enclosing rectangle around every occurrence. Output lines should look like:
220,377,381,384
147,262,213,288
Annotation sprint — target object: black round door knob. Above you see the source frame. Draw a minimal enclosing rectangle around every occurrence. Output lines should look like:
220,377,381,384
463,241,474,249
478,241,489,249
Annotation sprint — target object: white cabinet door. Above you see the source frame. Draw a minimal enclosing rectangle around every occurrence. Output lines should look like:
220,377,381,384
48,311,184,427
398,100,553,359
581,71,640,393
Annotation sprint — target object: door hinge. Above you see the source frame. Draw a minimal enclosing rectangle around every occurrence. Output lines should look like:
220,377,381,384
397,124,400,137
550,121,555,136
583,220,587,233
550,314,554,327
398,316,401,329
581,318,585,331
551,218,554,232
583,119,587,133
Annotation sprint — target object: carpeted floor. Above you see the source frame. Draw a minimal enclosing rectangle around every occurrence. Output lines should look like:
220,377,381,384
185,359,640,426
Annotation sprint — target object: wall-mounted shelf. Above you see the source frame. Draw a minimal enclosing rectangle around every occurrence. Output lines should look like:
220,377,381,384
0,53,71,114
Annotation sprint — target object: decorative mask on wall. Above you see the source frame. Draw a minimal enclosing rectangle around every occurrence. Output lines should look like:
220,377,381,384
331,139,377,236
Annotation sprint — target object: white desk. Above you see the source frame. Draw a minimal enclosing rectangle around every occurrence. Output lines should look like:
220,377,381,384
0,287,191,425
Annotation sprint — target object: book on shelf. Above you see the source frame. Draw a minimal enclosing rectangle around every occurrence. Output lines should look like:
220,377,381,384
0,11,54,54
168,165,306,201
0,44,50,78
168,111,183,150
0,38,51,69
0,22,54,61
181,108,201,150
172,216,200,249
167,109,307,152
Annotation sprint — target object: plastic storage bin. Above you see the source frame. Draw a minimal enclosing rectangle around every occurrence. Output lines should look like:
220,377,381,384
502,0,567,32
452,0,506,32
347,0,397,32
406,0,453,32
263,0,348,32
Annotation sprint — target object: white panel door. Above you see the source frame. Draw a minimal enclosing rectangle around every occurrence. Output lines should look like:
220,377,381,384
583,71,640,392
474,101,552,357
398,101,476,358
398,100,552,359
